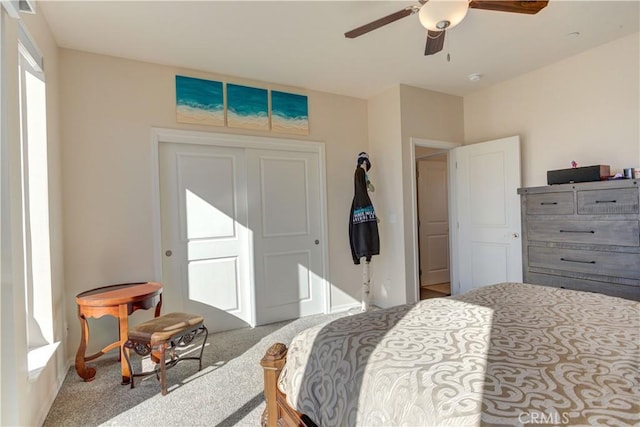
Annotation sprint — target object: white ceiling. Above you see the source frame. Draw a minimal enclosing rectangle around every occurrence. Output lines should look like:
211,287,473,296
38,1,639,99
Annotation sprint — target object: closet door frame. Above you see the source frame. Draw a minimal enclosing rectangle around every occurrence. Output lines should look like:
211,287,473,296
150,127,330,320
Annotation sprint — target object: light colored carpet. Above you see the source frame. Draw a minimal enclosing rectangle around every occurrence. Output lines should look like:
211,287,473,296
44,311,347,427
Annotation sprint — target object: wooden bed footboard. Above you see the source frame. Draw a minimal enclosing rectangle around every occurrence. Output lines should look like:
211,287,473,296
261,343,316,427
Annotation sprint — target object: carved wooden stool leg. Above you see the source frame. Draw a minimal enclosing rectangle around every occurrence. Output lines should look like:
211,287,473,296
159,342,168,395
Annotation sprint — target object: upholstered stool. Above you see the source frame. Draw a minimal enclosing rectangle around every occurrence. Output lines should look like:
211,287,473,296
123,312,208,395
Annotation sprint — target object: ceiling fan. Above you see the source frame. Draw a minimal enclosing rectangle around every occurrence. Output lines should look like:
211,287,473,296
344,0,549,56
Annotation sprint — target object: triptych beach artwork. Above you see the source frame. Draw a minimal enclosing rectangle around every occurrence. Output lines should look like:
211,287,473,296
175,75,309,135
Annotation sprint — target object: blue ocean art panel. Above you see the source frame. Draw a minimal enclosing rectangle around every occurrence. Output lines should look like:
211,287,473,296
226,83,269,130
271,91,309,135
176,75,224,126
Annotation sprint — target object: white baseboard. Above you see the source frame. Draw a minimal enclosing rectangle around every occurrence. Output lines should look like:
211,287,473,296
329,302,361,314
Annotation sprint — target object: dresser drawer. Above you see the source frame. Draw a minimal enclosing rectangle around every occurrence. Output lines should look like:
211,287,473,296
529,246,640,280
578,188,639,214
527,220,640,246
525,192,574,215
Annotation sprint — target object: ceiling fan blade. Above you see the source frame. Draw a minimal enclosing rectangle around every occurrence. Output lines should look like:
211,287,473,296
424,30,445,56
469,0,549,14
345,8,414,38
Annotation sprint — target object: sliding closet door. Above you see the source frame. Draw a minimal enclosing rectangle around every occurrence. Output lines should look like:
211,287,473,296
159,137,326,332
248,149,324,325
159,142,254,332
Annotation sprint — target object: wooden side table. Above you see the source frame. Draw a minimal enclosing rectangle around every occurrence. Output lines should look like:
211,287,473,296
75,282,162,384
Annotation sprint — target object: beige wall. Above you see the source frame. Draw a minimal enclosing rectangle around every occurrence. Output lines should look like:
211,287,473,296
399,85,464,302
59,49,369,357
367,86,404,307
366,85,463,307
464,33,640,187
0,9,66,427
415,146,447,159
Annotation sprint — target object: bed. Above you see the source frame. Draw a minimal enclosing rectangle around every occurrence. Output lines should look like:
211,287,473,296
260,283,640,426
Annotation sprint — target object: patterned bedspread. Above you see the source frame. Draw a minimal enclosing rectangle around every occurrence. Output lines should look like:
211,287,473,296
278,283,640,426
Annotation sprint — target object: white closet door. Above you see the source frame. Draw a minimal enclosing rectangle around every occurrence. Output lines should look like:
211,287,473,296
160,142,254,332
247,149,324,325
159,140,326,332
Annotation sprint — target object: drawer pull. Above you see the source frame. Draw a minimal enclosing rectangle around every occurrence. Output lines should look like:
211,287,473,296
559,230,595,234
595,200,617,204
540,202,558,205
560,257,596,264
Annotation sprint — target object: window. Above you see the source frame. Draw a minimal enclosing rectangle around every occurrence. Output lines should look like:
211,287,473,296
18,23,55,377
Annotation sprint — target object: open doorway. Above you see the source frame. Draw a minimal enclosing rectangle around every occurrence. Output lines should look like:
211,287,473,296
416,149,450,299
410,138,460,301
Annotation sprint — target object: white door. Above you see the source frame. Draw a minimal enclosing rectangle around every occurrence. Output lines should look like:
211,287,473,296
248,150,324,325
159,140,325,332
417,159,450,285
160,143,254,332
452,136,522,294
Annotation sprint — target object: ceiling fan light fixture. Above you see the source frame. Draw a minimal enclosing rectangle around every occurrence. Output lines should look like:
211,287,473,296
418,0,469,32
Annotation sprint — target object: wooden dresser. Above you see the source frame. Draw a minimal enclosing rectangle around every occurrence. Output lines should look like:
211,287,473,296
518,179,640,301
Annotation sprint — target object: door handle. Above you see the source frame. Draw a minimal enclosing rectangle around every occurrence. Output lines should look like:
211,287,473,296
512,233,519,239
314,240,320,245
165,250,172,257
